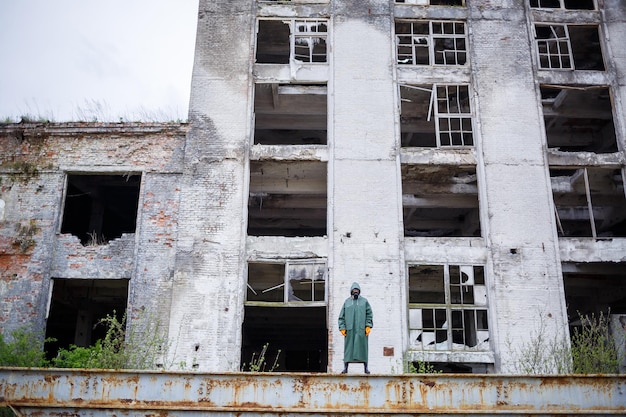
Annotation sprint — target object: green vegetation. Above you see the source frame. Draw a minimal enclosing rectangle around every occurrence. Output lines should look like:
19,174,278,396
3,160,41,184
50,312,169,370
406,360,441,374
571,311,622,374
0,327,51,367
241,343,281,372
1,311,170,370
511,311,624,374
12,219,39,253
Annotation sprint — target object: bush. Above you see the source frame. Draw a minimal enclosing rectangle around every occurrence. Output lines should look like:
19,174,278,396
51,311,168,370
571,311,622,374
0,327,50,367
511,311,624,374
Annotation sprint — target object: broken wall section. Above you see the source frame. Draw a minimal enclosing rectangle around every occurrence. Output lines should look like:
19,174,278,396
0,123,186,355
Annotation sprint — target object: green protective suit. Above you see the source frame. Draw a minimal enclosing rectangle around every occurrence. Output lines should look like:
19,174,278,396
338,282,373,363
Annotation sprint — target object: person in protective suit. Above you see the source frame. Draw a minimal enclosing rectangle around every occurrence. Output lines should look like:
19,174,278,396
338,282,373,374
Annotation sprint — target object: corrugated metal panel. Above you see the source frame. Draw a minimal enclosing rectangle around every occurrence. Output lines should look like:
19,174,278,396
1,368,625,415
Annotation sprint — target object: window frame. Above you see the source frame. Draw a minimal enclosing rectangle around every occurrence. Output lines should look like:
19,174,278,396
534,24,574,70
256,18,329,65
396,20,468,67
400,83,475,148
408,264,490,352
246,260,328,306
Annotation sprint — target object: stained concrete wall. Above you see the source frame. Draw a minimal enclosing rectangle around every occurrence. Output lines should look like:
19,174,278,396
168,1,254,371
2,0,626,376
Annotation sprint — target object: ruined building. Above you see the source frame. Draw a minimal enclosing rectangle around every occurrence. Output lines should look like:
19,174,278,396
1,0,626,375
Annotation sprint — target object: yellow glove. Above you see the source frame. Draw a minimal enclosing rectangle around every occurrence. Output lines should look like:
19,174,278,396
365,326,371,336
340,329,347,337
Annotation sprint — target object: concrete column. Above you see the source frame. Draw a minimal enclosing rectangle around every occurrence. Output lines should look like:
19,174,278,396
329,0,406,374
603,0,626,153
468,1,569,372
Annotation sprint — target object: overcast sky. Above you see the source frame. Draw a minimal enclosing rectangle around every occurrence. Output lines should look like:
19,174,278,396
0,0,199,122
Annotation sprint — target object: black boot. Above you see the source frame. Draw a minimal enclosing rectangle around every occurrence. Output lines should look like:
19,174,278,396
364,362,370,374
341,362,348,374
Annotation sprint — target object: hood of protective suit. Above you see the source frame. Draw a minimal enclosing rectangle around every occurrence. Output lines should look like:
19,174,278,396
350,282,361,292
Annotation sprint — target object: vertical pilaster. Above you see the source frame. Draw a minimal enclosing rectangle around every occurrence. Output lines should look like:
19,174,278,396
170,1,254,371
468,0,569,372
329,0,406,373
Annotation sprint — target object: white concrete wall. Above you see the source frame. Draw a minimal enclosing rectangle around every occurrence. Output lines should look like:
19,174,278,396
329,2,406,374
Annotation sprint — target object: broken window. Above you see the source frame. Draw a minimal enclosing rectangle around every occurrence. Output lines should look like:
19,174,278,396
400,84,474,147
44,278,128,358
60,174,141,245
396,0,465,5
254,83,327,145
408,264,489,352
402,165,481,237
248,161,327,237
529,0,595,9
534,24,604,70
541,86,617,153
242,262,328,372
256,19,328,64
396,20,467,66
247,261,326,303
551,168,626,238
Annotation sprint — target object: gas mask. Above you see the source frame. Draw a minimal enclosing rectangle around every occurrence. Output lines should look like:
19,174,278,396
352,292,359,300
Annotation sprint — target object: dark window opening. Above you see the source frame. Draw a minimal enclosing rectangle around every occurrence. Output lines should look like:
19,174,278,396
242,306,327,372
248,161,327,237
530,0,595,9
551,168,626,237
530,0,562,6
256,19,327,64
44,278,128,359
254,84,327,145
60,174,141,245
400,84,473,147
257,20,290,64
563,262,626,373
541,86,617,153
402,165,481,237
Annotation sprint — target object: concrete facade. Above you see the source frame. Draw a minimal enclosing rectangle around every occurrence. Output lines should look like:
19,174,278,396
1,0,626,375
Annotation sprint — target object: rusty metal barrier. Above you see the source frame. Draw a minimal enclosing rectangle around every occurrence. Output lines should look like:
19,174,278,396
1,367,625,415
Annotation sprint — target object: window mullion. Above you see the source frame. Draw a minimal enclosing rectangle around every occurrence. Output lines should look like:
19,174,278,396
433,84,441,147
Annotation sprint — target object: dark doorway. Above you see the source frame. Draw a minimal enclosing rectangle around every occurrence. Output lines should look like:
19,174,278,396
241,306,328,372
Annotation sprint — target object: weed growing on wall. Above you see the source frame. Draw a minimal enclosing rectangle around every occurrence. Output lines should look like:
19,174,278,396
12,219,39,253
406,360,441,374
